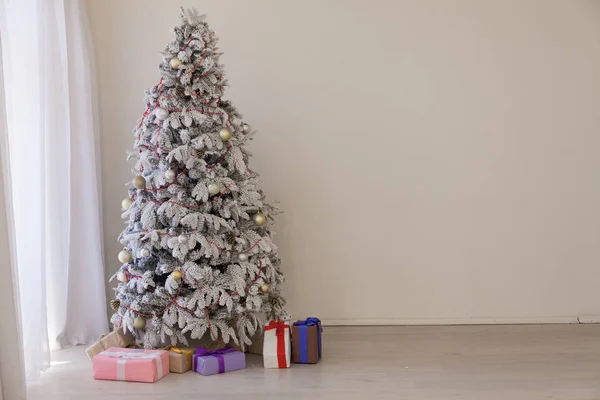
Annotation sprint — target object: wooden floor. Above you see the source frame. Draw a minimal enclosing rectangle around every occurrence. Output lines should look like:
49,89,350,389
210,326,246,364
27,325,600,400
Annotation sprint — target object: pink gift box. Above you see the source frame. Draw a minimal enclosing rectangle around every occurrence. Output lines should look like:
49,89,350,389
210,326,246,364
93,347,170,383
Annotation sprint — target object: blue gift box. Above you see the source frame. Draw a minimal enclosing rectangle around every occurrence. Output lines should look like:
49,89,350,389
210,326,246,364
292,317,322,364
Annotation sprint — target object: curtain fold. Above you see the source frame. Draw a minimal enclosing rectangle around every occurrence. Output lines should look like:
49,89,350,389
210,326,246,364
60,0,108,347
0,33,27,400
0,0,108,383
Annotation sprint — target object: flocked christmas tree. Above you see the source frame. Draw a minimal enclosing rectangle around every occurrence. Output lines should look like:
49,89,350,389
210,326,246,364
110,9,286,349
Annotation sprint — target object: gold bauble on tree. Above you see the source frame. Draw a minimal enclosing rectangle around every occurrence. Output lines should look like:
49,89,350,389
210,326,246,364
171,270,182,280
208,182,221,195
118,250,132,263
253,211,266,226
133,317,146,329
169,57,182,69
164,168,176,180
121,197,133,210
132,175,146,189
219,127,232,141
154,107,169,121
117,270,127,283
110,299,120,311
178,234,189,244
260,283,270,293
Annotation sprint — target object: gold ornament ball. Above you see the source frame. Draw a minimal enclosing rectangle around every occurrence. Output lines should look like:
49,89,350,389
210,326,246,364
165,168,176,180
178,234,189,245
121,197,133,210
219,127,232,141
154,107,169,121
253,211,267,226
110,299,120,311
208,182,221,195
117,270,127,283
170,57,182,69
133,317,146,330
132,175,146,189
260,283,270,293
118,250,132,263
171,270,182,280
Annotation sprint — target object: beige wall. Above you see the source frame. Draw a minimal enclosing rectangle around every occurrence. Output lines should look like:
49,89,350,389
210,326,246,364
88,0,600,325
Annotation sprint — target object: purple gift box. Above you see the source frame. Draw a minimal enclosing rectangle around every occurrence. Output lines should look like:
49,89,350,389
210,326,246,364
193,347,246,376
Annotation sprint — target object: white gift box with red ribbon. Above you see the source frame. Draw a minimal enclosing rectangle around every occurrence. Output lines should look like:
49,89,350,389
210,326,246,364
262,320,291,369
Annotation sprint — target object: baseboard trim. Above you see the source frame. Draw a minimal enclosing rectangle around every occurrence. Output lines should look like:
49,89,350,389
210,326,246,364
577,315,600,323
320,316,595,326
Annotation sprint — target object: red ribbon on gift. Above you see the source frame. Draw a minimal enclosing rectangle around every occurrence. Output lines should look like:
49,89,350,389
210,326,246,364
265,319,290,368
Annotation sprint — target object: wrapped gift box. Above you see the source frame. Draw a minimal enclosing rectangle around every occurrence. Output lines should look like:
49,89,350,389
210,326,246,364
263,319,291,369
166,347,194,373
292,317,323,364
92,347,169,383
247,329,264,355
247,312,267,355
86,328,134,360
193,347,246,376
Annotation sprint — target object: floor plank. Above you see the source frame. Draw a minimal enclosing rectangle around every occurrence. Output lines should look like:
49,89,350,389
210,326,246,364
27,325,600,400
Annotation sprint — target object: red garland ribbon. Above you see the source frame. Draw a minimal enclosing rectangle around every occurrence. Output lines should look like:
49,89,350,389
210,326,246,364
264,319,289,368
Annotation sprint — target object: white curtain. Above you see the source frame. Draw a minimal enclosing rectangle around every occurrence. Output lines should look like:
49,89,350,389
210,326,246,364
0,0,108,384
0,34,26,400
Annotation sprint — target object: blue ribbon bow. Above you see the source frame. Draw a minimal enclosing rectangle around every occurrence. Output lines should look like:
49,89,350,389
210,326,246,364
293,317,322,363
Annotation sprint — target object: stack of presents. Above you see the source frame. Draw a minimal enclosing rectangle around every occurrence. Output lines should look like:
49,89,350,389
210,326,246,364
86,317,322,382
